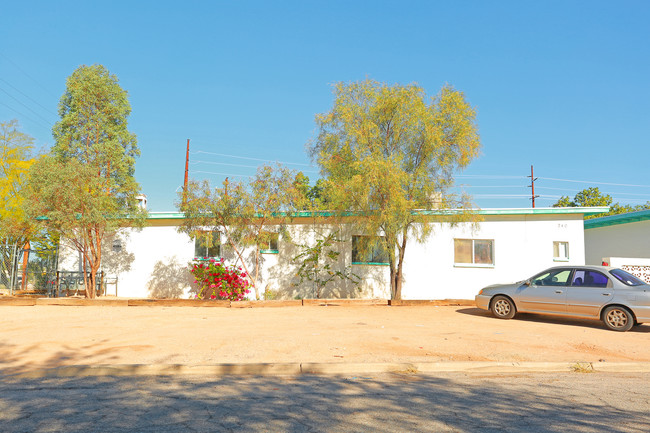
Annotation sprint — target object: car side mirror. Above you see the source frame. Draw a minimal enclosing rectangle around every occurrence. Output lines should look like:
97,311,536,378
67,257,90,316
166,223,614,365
524,279,531,286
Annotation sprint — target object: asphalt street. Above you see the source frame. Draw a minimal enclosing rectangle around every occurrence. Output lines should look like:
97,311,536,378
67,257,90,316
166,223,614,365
2,372,649,432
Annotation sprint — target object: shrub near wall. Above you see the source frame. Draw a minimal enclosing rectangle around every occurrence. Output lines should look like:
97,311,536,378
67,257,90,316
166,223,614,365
190,258,251,301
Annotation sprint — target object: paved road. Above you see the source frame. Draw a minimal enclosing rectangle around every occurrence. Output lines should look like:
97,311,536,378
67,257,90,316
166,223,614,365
2,372,649,432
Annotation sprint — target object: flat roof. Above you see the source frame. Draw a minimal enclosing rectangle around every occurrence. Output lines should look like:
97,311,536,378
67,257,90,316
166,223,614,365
147,206,610,220
584,209,650,229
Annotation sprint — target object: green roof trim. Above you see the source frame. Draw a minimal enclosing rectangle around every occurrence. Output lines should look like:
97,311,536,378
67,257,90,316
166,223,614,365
147,207,609,221
584,209,650,229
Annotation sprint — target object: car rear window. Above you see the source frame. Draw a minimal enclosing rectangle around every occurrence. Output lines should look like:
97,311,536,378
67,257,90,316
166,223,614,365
609,269,646,286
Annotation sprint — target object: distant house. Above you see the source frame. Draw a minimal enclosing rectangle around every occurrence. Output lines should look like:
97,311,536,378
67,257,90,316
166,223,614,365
584,209,650,264
58,207,607,300
584,210,650,282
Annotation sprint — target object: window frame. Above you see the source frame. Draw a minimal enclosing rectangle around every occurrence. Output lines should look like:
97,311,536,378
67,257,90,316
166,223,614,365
352,235,389,266
453,238,495,268
553,241,570,262
259,232,279,254
571,269,611,288
609,269,646,286
194,231,221,259
531,268,572,286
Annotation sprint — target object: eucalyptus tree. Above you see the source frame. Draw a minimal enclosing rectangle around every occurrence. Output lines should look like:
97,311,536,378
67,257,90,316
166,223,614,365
309,79,481,299
26,65,145,298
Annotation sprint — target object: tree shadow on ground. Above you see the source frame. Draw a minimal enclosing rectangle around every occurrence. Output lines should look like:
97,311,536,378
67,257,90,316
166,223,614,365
1,372,649,432
0,340,123,376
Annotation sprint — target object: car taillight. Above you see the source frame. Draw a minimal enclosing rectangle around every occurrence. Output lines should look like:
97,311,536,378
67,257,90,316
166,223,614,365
602,261,609,266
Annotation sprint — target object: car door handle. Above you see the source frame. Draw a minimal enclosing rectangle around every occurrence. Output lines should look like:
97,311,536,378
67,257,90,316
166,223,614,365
602,293,611,296
555,290,563,294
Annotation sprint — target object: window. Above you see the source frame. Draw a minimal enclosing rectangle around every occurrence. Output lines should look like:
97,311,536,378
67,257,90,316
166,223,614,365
194,231,220,259
259,232,279,254
454,239,494,266
553,241,569,261
352,235,389,265
531,269,572,286
609,269,645,286
571,270,609,288
111,238,123,253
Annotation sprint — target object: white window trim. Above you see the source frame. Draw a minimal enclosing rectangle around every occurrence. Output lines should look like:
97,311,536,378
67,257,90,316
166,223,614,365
453,238,495,267
553,241,570,262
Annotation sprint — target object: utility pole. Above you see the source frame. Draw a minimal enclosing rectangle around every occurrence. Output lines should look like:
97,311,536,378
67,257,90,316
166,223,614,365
527,165,539,208
184,139,190,190
182,139,190,206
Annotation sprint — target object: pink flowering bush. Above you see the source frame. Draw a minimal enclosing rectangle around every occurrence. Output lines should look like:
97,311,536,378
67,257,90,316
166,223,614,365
189,258,251,301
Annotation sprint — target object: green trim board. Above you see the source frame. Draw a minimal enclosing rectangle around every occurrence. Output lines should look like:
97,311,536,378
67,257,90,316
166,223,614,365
584,209,650,229
146,206,609,221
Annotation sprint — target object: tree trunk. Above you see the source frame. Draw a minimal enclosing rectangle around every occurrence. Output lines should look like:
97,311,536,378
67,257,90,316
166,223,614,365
21,240,30,290
391,235,408,300
82,250,93,298
228,239,256,295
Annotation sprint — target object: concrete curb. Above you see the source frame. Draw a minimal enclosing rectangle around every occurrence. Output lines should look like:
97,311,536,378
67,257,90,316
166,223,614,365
9,361,650,379
0,297,477,308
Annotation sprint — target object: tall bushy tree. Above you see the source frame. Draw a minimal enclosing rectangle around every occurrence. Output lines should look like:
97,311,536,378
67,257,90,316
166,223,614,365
0,120,41,292
0,119,37,242
553,187,650,219
309,79,481,299
26,65,145,298
178,164,302,299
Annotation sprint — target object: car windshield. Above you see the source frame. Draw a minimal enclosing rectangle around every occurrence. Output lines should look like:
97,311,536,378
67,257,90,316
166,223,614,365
609,269,647,286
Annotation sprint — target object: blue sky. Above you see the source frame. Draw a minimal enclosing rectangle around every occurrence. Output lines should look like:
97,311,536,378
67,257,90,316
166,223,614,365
1,0,649,211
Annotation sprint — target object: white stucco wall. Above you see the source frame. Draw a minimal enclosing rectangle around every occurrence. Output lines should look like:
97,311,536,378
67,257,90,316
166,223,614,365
115,225,195,298
585,220,650,265
402,215,586,300
56,210,591,300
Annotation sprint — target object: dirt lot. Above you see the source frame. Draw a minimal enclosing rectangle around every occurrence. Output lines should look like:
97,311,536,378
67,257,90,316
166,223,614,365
2,304,650,374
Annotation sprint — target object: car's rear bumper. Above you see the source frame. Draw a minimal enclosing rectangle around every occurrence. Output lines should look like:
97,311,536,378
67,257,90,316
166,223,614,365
475,294,490,311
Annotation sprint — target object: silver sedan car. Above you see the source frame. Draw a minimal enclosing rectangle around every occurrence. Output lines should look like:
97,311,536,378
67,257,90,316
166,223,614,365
475,265,650,331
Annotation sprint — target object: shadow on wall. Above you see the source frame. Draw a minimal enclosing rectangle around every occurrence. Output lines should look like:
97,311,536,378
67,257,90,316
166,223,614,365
218,244,270,301
146,257,193,299
264,225,390,300
101,233,136,276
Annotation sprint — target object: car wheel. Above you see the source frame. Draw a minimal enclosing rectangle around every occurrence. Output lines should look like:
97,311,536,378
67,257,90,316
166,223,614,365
602,306,634,332
491,295,516,319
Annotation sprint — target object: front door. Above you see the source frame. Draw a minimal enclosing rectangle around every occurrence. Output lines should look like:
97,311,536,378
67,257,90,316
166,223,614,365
516,268,572,314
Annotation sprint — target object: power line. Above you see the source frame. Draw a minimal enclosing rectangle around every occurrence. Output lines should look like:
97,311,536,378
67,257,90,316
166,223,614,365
458,185,527,188
192,149,315,168
0,51,58,99
0,78,58,116
0,101,52,132
456,174,527,179
538,177,650,188
0,86,54,126
190,160,260,169
189,170,253,178
536,186,650,197
191,159,319,173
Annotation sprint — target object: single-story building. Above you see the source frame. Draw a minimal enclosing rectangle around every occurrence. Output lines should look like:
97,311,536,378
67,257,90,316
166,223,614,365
584,209,650,282
59,207,608,300
584,209,650,264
